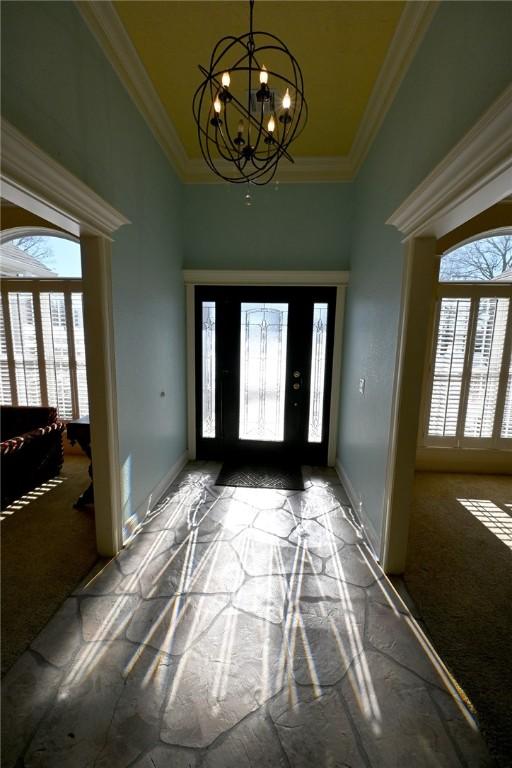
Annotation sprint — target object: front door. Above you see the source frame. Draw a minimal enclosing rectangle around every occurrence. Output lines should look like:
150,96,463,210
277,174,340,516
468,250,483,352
195,286,336,464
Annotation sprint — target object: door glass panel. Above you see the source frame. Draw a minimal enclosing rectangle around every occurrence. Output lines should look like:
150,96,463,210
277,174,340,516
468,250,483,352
202,301,216,438
239,302,288,441
308,303,328,443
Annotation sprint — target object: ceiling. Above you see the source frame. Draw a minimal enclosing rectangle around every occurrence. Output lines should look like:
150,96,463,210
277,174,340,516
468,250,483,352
77,1,436,181
114,1,405,159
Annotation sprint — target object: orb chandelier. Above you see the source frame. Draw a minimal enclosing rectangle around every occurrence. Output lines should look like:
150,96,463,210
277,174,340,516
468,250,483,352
192,0,307,185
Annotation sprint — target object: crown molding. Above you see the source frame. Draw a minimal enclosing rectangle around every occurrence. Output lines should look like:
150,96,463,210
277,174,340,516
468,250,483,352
184,155,353,184
387,84,512,240
75,0,436,184
1,118,130,237
75,0,188,177
349,1,439,175
183,269,349,286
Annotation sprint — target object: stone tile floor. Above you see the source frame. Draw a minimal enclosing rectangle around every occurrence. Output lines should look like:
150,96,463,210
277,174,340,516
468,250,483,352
2,463,493,768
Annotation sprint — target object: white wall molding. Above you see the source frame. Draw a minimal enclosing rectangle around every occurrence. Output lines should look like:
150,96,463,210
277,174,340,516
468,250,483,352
123,450,189,543
183,269,349,286
1,120,128,558
335,458,380,558
185,155,354,184
75,0,188,178
74,0,436,184
387,84,512,240
1,119,130,238
350,2,438,174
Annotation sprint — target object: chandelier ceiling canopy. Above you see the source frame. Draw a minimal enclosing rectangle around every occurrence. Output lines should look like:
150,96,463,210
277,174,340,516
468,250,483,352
192,0,307,185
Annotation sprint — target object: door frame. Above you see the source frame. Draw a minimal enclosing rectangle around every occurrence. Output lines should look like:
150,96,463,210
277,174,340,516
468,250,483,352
183,270,349,466
1,118,130,557
383,84,512,573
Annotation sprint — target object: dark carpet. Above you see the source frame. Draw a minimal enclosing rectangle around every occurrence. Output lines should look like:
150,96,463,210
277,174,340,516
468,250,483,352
1,455,99,676
405,472,512,768
216,462,304,490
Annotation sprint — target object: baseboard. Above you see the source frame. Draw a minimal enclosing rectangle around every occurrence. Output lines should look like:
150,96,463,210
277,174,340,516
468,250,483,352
335,457,380,560
123,449,189,543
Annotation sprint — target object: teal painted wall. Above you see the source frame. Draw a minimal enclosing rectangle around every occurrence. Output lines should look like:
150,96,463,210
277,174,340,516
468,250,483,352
338,1,512,549
184,183,352,269
2,0,511,551
1,1,187,525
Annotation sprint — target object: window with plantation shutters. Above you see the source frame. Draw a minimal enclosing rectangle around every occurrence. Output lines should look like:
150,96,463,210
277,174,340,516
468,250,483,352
0,280,88,420
428,298,471,437
425,292,512,448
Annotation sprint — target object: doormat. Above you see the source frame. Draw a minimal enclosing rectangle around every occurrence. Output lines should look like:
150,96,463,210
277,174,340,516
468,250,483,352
215,463,304,491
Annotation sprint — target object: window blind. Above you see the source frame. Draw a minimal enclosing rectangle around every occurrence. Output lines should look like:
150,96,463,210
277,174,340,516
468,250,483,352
501,358,512,439
426,295,511,446
0,301,12,404
0,282,88,420
428,298,471,437
464,298,509,438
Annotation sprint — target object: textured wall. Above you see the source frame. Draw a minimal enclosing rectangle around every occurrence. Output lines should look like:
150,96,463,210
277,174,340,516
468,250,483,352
184,182,352,270
338,0,512,550
1,1,187,524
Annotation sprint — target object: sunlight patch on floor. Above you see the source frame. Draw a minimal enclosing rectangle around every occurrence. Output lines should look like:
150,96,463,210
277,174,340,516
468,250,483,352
457,497,512,549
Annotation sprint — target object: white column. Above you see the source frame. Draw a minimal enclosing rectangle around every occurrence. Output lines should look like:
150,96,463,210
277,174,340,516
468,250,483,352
80,235,122,557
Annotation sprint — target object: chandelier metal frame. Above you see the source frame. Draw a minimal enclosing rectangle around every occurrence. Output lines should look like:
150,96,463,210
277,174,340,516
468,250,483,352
192,0,307,185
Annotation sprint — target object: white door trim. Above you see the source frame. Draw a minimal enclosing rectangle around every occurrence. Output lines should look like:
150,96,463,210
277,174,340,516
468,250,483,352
183,269,349,287
184,270,348,465
383,85,512,573
1,120,130,557
387,83,512,241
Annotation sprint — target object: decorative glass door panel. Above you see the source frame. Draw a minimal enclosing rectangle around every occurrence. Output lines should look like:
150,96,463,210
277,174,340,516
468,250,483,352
308,303,328,443
201,301,216,438
195,286,336,463
239,303,288,441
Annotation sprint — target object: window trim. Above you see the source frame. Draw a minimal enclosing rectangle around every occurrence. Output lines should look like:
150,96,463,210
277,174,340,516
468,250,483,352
1,277,86,420
422,282,512,450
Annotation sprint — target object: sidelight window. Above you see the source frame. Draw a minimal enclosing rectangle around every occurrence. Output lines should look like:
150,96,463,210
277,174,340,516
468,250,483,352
308,303,328,443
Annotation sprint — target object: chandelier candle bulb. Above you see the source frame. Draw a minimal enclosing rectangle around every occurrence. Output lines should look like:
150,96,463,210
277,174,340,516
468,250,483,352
193,0,307,184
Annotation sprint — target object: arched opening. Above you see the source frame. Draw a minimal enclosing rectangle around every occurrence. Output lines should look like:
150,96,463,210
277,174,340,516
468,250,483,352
439,231,512,282
0,223,99,674
1,230,88,421
422,231,512,451
402,224,512,762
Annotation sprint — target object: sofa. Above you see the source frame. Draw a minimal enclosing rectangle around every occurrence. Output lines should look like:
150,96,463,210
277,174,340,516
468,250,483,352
1,405,65,509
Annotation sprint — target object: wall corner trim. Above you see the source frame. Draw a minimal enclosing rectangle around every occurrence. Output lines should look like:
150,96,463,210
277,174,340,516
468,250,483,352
334,458,380,560
349,1,439,174
123,450,189,544
1,119,130,237
75,0,188,179
386,84,512,240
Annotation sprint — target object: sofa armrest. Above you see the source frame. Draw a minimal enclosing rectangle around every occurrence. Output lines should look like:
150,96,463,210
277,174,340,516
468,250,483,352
0,421,65,456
